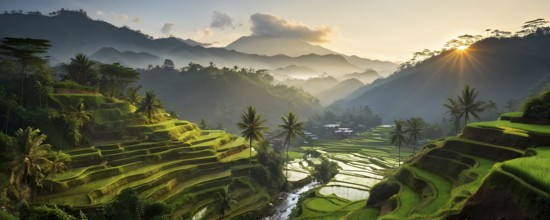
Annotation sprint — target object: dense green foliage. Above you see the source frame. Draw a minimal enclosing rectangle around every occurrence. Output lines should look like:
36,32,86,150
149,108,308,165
522,88,550,122
138,64,320,132
312,158,339,184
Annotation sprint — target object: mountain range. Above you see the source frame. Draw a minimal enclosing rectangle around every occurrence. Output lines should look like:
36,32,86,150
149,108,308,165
338,34,550,123
0,11,397,78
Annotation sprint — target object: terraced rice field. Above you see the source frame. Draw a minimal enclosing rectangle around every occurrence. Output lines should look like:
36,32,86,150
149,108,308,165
35,93,267,219
353,113,550,219
292,125,413,219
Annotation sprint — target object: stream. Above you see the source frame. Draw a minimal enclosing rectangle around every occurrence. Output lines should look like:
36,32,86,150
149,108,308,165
265,181,319,220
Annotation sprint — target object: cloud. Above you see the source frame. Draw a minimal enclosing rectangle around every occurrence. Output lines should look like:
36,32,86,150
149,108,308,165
250,13,336,43
96,10,129,21
210,11,234,30
194,28,214,39
132,17,141,23
161,23,175,35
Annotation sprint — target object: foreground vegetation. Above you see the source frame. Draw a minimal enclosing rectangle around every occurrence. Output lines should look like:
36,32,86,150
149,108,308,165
346,91,550,219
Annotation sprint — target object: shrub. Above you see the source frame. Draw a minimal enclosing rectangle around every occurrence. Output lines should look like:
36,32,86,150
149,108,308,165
103,188,143,220
142,200,173,220
21,205,77,220
312,157,339,184
522,88,550,122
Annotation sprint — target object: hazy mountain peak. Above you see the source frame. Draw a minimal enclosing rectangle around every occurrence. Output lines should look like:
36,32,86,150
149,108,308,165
226,35,336,57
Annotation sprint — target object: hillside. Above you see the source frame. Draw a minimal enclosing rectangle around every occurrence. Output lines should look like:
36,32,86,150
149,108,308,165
271,65,320,80
284,75,340,95
339,34,550,123
316,78,364,106
347,112,550,219
226,35,399,76
340,69,382,84
90,47,161,68
137,66,321,132
25,91,271,219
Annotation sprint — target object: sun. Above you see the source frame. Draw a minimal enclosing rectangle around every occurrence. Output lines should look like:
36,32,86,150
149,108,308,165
457,45,469,51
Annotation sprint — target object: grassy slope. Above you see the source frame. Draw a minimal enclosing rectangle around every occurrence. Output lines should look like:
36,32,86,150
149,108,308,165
356,113,550,220
33,93,265,219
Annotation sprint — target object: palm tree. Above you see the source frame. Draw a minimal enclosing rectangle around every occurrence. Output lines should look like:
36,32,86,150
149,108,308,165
237,106,268,176
125,86,142,106
7,127,53,203
217,186,233,220
67,99,91,147
34,81,51,108
137,91,163,119
49,150,70,175
199,119,208,130
405,117,425,156
390,120,407,167
279,112,305,182
444,98,463,134
64,53,97,86
458,85,487,125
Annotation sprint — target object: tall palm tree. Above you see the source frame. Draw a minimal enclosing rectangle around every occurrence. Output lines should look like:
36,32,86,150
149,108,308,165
390,120,407,167
279,112,305,181
237,106,268,176
137,91,164,119
458,85,487,125
125,85,142,106
67,99,91,147
405,117,425,156
7,127,53,203
65,53,97,86
199,119,208,130
444,98,463,134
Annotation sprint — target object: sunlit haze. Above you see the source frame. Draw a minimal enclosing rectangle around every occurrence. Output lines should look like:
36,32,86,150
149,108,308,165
1,0,548,62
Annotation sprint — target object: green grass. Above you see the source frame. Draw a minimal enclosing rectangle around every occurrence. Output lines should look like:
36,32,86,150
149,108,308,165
500,112,523,119
345,207,379,220
468,120,550,135
381,183,420,219
407,166,452,215
288,151,305,160
501,147,550,193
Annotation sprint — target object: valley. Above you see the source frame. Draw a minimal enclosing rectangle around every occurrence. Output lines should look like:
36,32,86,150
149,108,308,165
0,4,549,220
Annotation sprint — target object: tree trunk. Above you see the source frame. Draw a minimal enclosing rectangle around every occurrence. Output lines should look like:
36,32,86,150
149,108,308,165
249,139,252,177
286,142,289,186
398,143,401,167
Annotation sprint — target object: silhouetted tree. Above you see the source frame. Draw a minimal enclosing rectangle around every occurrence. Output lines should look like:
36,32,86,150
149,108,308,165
405,117,425,156
458,85,488,125
125,85,142,106
99,63,139,97
63,53,98,86
199,119,208,129
0,38,50,105
279,112,305,183
390,120,407,167
237,106,268,176
163,59,174,69
444,98,462,134
137,91,163,119
7,127,53,203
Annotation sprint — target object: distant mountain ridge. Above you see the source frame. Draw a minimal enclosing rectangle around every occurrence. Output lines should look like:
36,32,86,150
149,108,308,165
226,36,337,57
0,11,391,76
338,34,550,123
226,35,399,76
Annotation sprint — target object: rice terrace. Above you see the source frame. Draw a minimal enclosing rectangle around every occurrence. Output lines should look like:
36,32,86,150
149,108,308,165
0,1,550,220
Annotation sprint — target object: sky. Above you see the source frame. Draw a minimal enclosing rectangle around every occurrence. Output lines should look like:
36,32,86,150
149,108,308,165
1,0,549,62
